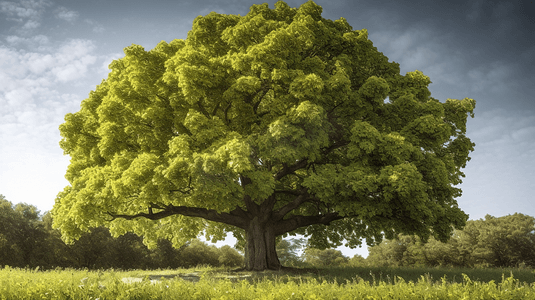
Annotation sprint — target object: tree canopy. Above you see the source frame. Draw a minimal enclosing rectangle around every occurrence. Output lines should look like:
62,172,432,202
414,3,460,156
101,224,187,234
53,0,475,270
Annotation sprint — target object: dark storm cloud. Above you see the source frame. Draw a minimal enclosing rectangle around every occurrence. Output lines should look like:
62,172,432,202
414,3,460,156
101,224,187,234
308,0,534,111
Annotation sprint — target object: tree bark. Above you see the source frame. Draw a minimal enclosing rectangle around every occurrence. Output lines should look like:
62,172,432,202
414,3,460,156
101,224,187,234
244,216,281,271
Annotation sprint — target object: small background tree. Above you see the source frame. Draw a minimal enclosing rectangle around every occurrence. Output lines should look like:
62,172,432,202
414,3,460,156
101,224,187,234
276,238,305,267
303,248,348,267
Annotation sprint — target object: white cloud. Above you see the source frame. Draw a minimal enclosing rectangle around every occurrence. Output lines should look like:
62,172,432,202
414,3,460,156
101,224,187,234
0,34,107,211
55,6,78,22
22,19,40,30
0,146,71,212
6,34,50,49
26,53,55,74
0,0,50,33
100,52,123,74
0,81,80,210
0,39,98,151
0,39,97,93
5,88,34,107
0,0,48,19
52,39,97,81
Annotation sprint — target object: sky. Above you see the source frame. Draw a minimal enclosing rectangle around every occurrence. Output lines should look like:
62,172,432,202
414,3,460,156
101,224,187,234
1,0,534,259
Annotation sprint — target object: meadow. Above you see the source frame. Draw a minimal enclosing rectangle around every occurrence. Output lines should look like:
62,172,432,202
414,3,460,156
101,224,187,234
2,265,535,299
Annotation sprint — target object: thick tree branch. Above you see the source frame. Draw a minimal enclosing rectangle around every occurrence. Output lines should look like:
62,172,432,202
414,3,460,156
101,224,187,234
197,100,210,118
274,159,308,181
239,175,260,217
273,188,309,221
273,212,344,236
108,205,248,229
273,189,302,196
224,102,232,124
321,140,349,156
252,84,271,114
211,101,221,116
154,94,169,103
261,194,277,214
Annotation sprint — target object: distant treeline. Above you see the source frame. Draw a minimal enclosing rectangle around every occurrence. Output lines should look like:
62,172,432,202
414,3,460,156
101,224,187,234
0,195,242,269
364,213,535,268
1,194,534,269
281,211,535,269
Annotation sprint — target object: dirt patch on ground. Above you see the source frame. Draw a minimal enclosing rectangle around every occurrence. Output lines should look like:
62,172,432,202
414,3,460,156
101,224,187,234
121,267,322,284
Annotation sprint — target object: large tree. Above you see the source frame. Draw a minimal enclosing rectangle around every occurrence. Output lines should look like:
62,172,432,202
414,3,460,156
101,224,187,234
53,1,476,270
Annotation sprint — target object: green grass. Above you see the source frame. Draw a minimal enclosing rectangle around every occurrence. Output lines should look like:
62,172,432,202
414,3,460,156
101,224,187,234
312,265,535,284
1,265,535,299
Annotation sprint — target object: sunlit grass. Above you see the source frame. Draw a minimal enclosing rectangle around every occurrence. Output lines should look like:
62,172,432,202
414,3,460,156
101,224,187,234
1,265,535,299
315,265,535,284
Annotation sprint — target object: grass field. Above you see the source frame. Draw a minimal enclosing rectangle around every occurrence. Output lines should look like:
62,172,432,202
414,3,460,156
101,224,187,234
1,265,534,299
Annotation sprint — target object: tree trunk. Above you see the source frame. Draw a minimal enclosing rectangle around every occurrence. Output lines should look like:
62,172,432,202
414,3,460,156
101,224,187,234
244,216,281,271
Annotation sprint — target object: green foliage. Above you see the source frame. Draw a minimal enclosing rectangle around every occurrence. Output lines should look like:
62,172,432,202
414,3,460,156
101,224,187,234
303,248,349,267
314,265,535,285
347,254,367,267
0,196,50,268
218,245,244,267
458,214,535,268
53,0,476,269
367,213,535,268
276,238,305,266
178,239,220,268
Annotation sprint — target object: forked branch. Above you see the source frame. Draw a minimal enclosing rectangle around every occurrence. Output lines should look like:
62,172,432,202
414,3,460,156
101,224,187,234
273,188,310,220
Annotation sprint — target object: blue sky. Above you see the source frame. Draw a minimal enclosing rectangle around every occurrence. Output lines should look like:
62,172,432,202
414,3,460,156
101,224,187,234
1,0,534,258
